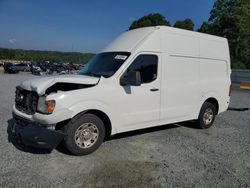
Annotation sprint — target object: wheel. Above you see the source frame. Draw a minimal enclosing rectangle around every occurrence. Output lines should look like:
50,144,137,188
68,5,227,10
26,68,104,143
63,114,105,155
197,102,216,129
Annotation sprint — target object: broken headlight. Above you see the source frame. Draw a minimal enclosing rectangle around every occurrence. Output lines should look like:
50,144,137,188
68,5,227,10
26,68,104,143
37,97,56,114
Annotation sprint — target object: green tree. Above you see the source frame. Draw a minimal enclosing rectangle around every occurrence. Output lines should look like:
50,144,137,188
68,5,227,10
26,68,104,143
174,19,194,31
0,48,95,64
129,13,171,30
198,0,250,69
239,0,250,68
198,22,216,34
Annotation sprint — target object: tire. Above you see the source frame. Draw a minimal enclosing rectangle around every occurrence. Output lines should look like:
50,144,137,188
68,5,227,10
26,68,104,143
63,113,105,156
197,102,216,129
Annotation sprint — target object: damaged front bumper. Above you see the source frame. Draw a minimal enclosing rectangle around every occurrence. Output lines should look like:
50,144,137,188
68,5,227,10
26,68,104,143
12,113,66,149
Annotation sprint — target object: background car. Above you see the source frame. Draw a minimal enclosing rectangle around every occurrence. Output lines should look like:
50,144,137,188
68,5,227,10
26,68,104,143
11,63,31,72
55,64,69,74
3,63,19,73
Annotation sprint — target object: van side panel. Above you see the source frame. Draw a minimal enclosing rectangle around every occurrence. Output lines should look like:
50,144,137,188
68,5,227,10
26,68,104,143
199,38,229,62
160,31,200,121
161,32,199,57
199,59,229,113
161,54,200,121
160,30,230,122
199,38,231,114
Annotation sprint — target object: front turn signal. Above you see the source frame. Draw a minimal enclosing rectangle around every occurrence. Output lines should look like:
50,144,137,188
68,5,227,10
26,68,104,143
45,100,56,114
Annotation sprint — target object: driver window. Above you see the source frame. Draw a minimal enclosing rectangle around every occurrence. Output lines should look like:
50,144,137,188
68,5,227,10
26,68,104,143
127,54,158,84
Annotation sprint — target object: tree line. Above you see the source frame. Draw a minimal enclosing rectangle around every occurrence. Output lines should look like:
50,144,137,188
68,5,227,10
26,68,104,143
129,0,250,69
0,48,95,64
129,14,195,31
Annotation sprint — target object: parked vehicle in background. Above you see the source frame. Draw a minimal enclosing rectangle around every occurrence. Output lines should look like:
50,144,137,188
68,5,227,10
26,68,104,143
31,62,49,72
30,62,50,75
31,65,43,75
11,63,31,72
73,64,79,70
12,26,231,156
38,63,48,72
4,63,19,73
55,64,69,74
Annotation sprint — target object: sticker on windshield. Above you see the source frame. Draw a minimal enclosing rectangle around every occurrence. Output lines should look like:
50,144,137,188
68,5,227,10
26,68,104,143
114,55,128,60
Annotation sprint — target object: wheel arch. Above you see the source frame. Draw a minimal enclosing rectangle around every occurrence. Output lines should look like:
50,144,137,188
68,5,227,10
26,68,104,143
71,109,112,138
203,97,219,115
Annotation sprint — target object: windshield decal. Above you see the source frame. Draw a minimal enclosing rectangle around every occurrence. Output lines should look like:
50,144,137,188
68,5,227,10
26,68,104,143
114,55,128,60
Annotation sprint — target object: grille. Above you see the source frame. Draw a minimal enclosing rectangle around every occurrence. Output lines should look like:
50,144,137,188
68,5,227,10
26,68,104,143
15,86,39,115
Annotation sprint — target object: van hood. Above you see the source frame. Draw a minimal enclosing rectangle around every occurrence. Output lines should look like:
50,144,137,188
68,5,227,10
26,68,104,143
20,75,100,95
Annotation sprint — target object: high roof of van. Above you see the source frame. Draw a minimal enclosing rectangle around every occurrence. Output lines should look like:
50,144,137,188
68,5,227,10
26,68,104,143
101,26,227,53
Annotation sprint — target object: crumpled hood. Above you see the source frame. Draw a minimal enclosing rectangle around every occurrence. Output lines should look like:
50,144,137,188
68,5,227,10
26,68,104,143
20,75,100,95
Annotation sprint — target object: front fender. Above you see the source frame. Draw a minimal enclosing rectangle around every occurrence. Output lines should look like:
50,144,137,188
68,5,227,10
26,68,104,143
68,100,117,134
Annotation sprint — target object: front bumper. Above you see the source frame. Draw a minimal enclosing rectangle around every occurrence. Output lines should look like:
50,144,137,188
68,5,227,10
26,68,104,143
13,104,72,125
12,113,66,149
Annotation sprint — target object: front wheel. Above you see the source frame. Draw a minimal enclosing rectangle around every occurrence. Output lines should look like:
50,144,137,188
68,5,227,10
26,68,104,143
197,102,216,129
63,114,105,156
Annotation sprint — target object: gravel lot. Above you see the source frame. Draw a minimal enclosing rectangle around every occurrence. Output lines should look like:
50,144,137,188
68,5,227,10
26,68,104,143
0,72,250,188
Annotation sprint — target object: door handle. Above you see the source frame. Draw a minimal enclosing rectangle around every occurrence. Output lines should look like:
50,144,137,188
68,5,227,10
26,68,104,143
150,88,159,92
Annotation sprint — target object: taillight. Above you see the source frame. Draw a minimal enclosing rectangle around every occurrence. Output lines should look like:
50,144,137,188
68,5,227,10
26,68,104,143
229,85,232,96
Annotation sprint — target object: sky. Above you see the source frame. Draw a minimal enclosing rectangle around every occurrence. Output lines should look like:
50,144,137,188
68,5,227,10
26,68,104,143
0,0,215,53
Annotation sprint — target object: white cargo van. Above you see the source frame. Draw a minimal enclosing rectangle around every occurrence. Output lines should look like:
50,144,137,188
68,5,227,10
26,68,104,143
12,26,231,155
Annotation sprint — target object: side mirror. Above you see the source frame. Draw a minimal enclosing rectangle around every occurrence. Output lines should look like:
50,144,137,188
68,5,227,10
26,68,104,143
120,71,141,86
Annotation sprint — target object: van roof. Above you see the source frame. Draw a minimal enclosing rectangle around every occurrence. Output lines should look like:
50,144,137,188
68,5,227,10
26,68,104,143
158,26,227,41
102,27,156,52
101,26,227,53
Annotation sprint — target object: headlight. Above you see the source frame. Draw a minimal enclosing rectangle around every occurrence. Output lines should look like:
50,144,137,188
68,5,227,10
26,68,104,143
37,97,56,114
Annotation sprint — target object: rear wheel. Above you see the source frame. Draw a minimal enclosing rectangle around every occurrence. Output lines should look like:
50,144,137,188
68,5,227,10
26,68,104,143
63,114,105,155
197,102,216,129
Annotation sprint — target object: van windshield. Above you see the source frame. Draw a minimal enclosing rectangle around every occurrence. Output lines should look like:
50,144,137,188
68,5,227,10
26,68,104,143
79,52,130,78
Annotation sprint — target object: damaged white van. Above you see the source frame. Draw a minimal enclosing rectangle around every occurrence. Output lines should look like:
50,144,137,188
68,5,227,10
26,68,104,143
12,26,231,155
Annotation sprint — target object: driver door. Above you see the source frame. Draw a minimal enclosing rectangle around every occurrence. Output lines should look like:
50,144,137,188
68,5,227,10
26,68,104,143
116,53,161,129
